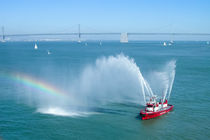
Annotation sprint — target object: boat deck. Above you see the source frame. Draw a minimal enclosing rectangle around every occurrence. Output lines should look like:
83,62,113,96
141,104,173,114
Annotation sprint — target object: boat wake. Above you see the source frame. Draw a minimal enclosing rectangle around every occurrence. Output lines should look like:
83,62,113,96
37,107,96,117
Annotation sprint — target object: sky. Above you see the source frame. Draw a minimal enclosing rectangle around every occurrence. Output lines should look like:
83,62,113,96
0,0,210,34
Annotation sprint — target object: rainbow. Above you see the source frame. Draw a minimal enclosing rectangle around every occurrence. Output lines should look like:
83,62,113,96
0,72,68,98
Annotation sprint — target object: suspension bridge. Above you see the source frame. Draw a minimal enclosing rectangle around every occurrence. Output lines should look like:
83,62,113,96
1,25,210,42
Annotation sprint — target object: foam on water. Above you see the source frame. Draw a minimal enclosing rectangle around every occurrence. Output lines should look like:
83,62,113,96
37,107,95,117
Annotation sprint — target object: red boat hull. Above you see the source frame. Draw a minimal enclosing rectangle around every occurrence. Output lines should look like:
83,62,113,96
140,104,173,120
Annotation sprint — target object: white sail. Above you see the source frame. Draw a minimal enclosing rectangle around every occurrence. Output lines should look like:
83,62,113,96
163,42,167,47
47,50,51,55
34,43,38,50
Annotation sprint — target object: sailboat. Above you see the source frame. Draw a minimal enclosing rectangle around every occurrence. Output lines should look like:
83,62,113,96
163,42,167,47
168,40,174,46
47,50,51,55
34,43,38,50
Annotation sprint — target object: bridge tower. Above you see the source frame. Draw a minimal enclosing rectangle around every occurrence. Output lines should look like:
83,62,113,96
2,26,5,42
120,32,128,43
78,24,81,42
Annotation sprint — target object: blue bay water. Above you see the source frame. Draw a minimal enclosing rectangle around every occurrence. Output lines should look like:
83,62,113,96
0,41,210,140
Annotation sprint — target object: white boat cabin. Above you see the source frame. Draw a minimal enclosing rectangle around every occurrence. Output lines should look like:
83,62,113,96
145,96,168,112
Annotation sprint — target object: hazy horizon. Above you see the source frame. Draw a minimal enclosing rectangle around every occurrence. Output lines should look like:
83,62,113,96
1,0,210,35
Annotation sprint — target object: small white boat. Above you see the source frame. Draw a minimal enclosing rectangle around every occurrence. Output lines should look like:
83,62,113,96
47,50,51,55
34,43,38,50
163,42,167,47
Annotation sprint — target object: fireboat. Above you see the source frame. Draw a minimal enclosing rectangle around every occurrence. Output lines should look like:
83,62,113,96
140,96,173,120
